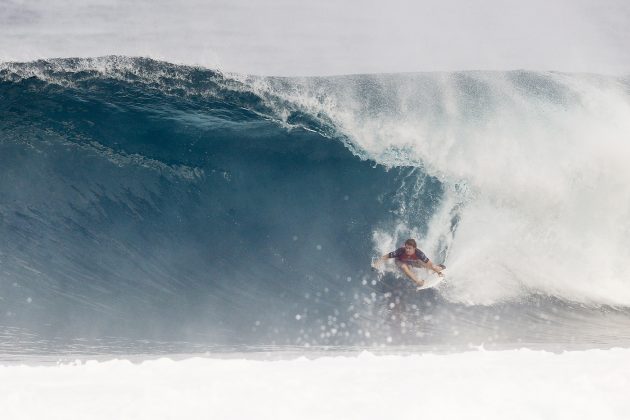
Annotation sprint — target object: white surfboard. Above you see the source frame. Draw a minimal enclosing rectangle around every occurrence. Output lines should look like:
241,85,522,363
415,264,446,290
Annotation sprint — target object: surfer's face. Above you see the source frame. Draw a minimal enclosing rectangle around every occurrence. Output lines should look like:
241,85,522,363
404,245,415,255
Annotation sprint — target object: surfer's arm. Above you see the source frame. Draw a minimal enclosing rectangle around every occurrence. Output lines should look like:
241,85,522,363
424,260,445,276
373,252,395,268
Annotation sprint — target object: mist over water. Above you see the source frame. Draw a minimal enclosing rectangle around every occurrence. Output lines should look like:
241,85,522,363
2,0,630,76
1,58,630,353
241,71,630,305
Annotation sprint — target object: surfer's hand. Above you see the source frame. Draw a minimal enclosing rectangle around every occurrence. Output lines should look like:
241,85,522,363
437,271,444,277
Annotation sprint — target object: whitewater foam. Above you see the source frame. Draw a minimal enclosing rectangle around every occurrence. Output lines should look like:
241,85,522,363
245,72,630,307
1,349,629,420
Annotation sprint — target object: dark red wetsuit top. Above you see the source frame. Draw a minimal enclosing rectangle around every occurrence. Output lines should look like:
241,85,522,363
387,247,429,264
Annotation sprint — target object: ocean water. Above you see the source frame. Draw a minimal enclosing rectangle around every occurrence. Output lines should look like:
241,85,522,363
2,57,630,351
1,56,630,418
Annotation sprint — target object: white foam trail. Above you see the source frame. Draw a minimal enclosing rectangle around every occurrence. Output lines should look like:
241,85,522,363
1,349,629,419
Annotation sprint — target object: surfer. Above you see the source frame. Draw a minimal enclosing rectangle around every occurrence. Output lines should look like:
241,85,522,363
372,239,445,288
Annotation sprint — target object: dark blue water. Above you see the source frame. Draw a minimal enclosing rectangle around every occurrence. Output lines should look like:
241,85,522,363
1,57,629,353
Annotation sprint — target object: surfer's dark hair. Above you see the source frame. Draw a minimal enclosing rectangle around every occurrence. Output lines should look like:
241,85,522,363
404,239,417,248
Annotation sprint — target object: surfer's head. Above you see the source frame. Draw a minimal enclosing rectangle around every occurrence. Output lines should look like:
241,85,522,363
404,238,417,254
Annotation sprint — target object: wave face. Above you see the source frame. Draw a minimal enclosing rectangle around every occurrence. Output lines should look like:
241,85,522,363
1,57,630,350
